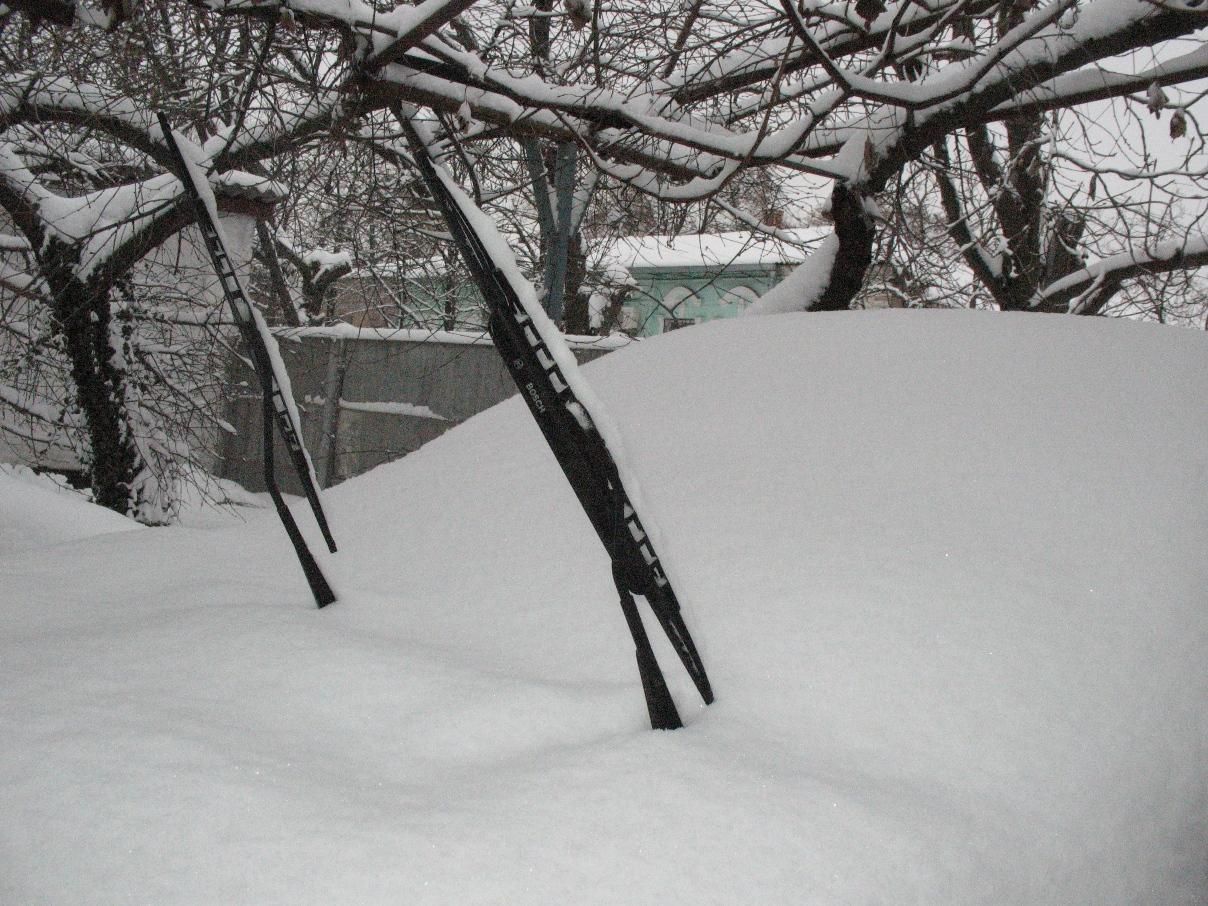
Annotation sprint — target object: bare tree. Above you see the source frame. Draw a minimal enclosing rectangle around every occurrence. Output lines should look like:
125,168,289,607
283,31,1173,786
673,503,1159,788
0,8,344,518
59,0,1197,317
6,0,1207,515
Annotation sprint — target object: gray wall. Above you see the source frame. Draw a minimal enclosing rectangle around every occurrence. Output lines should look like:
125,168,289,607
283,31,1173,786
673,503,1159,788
218,328,625,493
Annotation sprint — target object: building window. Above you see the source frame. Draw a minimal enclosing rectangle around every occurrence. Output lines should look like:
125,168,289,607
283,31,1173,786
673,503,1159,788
663,317,696,332
662,285,698,314
721,285,760,307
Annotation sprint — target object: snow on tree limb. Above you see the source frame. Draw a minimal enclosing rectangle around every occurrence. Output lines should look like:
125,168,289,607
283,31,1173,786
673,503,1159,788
1038,233,1208,315
0,138,273,287
746,233,841,315
362,0,481,71
0,72,346,180
22,0,1206,203
6,0,1207,324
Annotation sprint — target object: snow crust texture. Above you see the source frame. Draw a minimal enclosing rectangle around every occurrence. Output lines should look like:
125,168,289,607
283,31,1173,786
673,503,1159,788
1,312,1205,904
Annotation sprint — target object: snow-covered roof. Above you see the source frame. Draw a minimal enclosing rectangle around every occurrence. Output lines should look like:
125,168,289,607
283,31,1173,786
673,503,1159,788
606,228,827,271
276,323,634,350
301,229,831,286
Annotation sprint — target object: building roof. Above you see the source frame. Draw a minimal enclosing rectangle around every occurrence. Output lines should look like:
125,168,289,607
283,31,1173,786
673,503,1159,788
606,228,827,271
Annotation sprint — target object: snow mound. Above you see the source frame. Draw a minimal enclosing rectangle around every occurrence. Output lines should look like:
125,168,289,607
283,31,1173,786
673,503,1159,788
1,311,1205,904
0,464,140,555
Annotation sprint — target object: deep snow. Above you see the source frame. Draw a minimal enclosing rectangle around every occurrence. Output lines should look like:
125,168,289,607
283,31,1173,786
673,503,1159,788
1,311,1205,904
0,465,141,555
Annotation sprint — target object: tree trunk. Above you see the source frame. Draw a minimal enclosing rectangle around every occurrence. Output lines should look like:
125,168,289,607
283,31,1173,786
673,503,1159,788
562,230,590,334
813,183,876,311
43,241,139,515
255,221,302,326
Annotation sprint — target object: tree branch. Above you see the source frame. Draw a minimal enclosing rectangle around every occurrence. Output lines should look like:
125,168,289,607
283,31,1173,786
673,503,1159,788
1036,234,1208,314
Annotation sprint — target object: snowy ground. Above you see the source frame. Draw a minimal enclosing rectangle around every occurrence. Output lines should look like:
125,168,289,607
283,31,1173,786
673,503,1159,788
2,311,1205,904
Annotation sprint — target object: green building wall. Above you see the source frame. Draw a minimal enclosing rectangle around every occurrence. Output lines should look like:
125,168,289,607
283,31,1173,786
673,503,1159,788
621,263,794,337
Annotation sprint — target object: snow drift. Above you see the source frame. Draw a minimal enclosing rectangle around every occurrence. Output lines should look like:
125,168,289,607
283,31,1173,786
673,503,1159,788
1,311,1205,904
0,464,140,555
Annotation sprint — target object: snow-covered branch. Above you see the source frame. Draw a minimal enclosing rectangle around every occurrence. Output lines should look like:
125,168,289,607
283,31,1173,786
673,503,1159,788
1037,232,1208,315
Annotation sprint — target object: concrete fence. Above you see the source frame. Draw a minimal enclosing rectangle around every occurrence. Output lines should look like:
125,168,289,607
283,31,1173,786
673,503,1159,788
217,325,629,493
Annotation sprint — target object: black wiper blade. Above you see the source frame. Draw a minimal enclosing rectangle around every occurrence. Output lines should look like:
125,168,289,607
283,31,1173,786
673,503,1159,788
401,114,713,727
